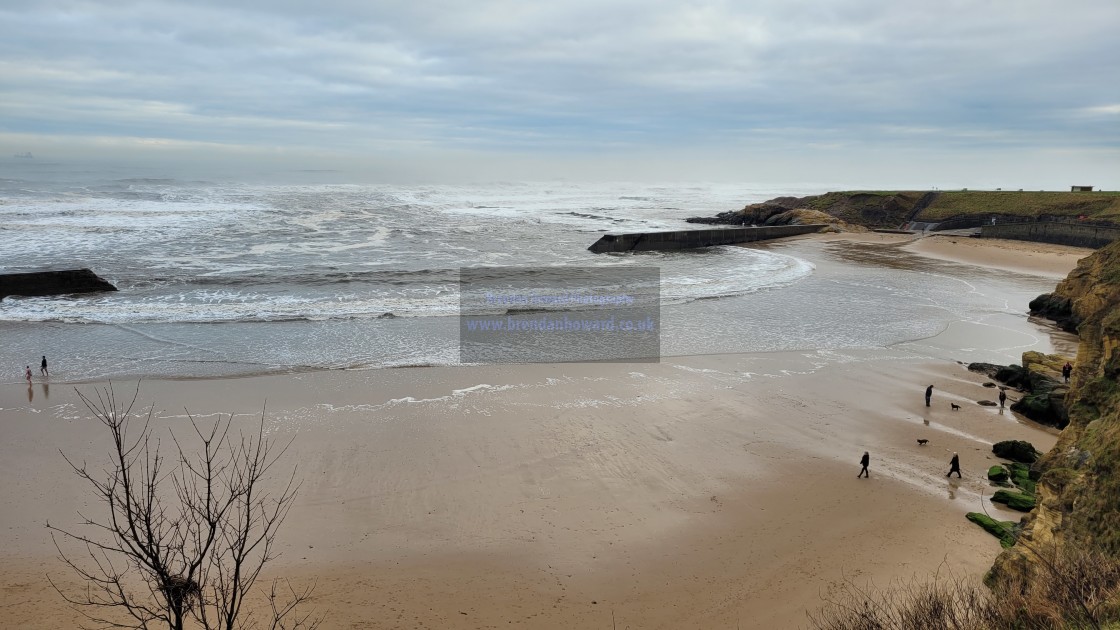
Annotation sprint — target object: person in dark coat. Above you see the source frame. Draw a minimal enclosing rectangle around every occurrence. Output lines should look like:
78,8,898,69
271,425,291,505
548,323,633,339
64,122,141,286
1062,362,1072,383
925,385,934,407
858,451,870,478
998,389,1007,408
40,355,48,377
947,452,961,478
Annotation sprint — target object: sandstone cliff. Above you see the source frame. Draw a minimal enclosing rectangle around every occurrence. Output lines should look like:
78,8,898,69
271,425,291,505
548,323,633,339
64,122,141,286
993,239,1120,578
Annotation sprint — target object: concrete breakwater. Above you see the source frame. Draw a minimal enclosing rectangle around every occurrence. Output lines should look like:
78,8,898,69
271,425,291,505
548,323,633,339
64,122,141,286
588,224,827,253
0,269,117,300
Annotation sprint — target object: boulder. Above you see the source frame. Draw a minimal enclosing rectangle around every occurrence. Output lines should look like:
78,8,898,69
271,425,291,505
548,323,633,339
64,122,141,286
991,489,1037,511
966,512,1018,548
988,465,1010,482
1008,463,1037,495
993,440,1041,464
1029,292,1081,333
1011,393,1069,428
967,362,1031,389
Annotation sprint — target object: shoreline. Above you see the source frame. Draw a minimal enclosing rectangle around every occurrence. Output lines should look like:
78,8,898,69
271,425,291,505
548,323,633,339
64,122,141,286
0,233,1086,628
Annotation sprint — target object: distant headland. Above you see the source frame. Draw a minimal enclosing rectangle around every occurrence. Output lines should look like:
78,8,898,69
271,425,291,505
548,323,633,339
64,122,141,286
688,190,1120,248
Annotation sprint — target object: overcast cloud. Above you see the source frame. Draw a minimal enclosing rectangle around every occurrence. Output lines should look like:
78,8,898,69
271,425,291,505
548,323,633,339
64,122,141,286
1,0,1117,185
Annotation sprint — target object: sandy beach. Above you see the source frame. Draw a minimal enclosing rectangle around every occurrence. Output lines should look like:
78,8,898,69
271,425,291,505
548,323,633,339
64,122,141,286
0,234,1088,629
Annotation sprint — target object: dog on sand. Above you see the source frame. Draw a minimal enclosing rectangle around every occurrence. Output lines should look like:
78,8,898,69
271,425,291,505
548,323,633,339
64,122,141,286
917,439,929,446
950,403,961,411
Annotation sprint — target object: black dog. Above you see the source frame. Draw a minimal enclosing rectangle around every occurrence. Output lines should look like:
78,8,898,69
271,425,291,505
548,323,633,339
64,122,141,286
950,403,961,411
916,439,929,446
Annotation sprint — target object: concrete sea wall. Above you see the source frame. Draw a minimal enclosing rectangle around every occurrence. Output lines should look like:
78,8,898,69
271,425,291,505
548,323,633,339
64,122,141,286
588,224,826,253
980,222,1120,249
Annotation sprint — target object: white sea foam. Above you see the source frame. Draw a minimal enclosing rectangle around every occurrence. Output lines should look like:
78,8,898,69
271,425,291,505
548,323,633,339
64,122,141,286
4,174,1061,382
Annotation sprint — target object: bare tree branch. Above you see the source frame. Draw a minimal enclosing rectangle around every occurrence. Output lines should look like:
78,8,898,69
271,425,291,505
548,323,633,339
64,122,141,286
49,384,318,630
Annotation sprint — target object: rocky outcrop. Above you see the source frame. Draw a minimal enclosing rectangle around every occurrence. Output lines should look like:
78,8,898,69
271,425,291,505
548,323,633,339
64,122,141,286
968,354,1070,428
689,191,1120,244
686,192,923,230
992,489,1037,512
0,269,117,300
993,440,1042,464
991,238,1120,582
1029,293,1081,333
966,512,1018,548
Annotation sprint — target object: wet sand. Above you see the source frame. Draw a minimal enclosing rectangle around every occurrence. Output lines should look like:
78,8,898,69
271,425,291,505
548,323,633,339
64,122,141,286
0,233,1086,629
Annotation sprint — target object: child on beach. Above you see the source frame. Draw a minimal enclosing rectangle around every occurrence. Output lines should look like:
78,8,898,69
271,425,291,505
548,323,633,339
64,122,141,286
25,365,32,383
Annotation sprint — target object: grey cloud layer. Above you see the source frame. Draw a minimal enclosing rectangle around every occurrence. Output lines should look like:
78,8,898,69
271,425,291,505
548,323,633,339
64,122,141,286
2,0,1118,159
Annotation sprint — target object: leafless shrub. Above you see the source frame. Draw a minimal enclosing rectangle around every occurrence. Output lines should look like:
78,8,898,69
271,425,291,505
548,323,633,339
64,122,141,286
806,568,999,630
46,383,319,630
808,544,1120,630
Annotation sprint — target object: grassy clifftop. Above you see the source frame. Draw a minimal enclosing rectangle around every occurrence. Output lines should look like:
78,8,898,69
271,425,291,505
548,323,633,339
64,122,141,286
993,238,1120,576
920,191,1120,222
690,190,1120,229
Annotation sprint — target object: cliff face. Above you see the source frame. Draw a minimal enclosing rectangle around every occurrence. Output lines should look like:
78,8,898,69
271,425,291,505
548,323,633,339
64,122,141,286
686,191,926,229
994,239,1120,577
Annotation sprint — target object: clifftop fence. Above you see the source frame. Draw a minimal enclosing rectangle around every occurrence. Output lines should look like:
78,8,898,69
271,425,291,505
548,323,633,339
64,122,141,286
588,224,826,253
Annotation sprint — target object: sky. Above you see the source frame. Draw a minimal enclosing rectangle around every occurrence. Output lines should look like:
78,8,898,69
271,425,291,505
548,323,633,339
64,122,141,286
1,0,1118,186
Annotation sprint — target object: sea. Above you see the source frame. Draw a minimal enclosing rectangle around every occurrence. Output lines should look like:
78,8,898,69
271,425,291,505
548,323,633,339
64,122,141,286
0,161,1064,382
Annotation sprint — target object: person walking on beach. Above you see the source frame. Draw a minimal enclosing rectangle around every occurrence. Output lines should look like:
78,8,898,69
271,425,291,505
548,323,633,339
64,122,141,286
947,452,961,478
925,385,934,407
25,365,32,383
858,451,870,478
999,389,1007,409
1062,362,1072,383
40,356,48,377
